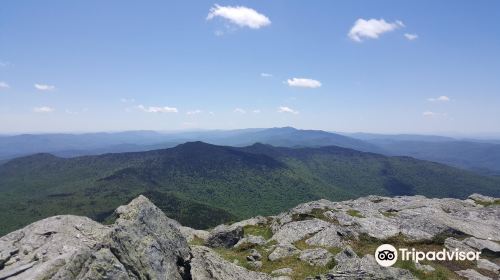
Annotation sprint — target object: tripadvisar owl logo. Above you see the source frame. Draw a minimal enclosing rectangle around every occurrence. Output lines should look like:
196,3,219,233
375,244,398,267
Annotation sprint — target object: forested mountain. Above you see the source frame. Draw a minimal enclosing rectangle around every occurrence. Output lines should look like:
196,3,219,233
1,141,499,236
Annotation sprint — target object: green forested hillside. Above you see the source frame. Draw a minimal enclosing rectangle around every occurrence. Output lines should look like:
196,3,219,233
0,142,499,236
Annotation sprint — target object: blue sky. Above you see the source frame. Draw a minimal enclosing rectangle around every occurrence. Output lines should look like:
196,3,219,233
1,0,499,135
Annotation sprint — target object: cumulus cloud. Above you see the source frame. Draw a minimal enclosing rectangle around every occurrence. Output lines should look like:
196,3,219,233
0,81,9,89
233,108,246,114
286,78,322,88
261,73,273,78
427,96,450,102
34,106,54,113
348,18,404,42
278,106,299,114
34,83,55,91
207,4,271,29
404,33,418,40
187,109,202,115
137,105,178,113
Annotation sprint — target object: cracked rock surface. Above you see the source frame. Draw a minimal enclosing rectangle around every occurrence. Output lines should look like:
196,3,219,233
1,193,499,279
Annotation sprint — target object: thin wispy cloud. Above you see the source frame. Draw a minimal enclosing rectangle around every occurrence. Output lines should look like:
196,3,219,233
278,106,299,114
233,108,246,114
428,96,450,102
0,61,10,67
286,78,322,88
404,33,418,41
252,109,261,114
0,81,9,89
348,18,404,42
34,106,54,113
207,5,271,29
137,105,178,113
34,83,55,91
120,98,135,103
260,73,273,78
423,111,447,117
186,109,202,115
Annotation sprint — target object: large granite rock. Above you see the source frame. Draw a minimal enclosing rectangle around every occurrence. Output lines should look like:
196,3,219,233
0,195,190,280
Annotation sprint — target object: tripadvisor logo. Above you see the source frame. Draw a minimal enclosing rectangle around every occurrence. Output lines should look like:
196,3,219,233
374,244,481,267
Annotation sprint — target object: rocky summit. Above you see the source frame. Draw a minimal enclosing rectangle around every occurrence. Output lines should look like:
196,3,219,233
0,194,499,280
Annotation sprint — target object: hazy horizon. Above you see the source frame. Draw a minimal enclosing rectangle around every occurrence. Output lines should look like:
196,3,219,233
1,126,500,140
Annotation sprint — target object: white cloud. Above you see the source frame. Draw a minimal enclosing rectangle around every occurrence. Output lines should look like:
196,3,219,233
207,4,271,29
423,111,447,117
278,106,299,114
427,96,450,102
252,109,261,113
34,106,54,113
261,73,273,78
286,78,322,88
348,18,404,42
0,81,9,89
187,109,202,115
137,105,178,113
34,83,55,91
404,33,418,40
233,108,246,114
120,98,135,103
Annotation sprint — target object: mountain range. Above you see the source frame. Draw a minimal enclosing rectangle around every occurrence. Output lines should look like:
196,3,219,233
1,141,499,236
2,127,500,175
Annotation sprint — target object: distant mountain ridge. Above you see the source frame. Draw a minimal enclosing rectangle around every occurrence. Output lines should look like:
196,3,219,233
1,127,500,175
0,141,499,236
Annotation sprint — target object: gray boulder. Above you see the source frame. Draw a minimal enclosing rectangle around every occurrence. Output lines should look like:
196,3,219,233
455,269,492,280
0,195,191,280
235,235,267,249
205,224,243,248
299,248,333,266
190,245,271,280
268,244,300,261
271,219,330,244
305,225,344,248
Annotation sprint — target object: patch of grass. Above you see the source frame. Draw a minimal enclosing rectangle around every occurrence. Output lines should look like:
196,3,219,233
188,236,205,246
215,239,339,279
346,209,364,218
381,210,398,218
243,224,273,240
473,199,500,207
394,260,461,280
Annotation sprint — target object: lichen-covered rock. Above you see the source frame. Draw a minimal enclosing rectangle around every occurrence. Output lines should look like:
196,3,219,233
305,225,344,248
327,247,416,280
0,195,191,280
299,248,333,266
271,219,330,244
179,226,210,242
476,259,499,274
268,244,300,261
234,235,267,249
455,269,492,280
463,237,500,253
190,246,271,280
